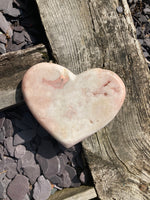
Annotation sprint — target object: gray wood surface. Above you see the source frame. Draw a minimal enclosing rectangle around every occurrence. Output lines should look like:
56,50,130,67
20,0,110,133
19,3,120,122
0,44,48,110
36,0,150,199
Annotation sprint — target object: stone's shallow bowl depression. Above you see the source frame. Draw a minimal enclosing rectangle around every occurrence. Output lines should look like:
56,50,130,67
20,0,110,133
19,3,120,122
22,62,126,148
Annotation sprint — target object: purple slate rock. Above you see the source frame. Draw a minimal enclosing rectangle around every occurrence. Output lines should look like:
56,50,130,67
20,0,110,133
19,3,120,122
143,38,150,47
13,129,36,145
0,159,5,172
0,181,5,199
65,165,81,187
13,31,25,44
23,194,30,200
20,151,36,168
4,137,15,157
14,145,26,159
36,140,59,179
61,170,72,188
0,144,4,160
7,174,29,200
143,51,149,58
0,0,12,12
0,43,6,54
57,154,66,176
13,25,24,32
143,8,150,15
6,39,26,52
1,176,11,199
0,33,7,44
23,164,40,185
3,119,14,137
4,157,18,179
49,175,63,187
33,175,51,200
17,158,23,174
0,12,13,38
0,127,5,142
3,7,21,17
0,117,5,129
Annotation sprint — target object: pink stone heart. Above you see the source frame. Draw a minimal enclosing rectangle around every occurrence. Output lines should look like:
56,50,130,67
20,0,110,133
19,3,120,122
22,63,125,148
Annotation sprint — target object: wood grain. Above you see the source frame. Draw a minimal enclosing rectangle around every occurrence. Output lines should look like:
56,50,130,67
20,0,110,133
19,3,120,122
36,0,150,199
0,44,48,110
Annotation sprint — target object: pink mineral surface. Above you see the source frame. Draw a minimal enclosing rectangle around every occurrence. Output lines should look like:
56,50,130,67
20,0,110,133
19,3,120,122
22,62,126,148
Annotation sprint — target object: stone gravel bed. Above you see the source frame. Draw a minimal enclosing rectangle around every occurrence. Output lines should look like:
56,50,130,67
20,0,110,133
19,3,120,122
0,104,92,200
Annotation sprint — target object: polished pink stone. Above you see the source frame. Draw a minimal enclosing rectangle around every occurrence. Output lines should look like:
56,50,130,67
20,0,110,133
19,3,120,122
22,63,126,148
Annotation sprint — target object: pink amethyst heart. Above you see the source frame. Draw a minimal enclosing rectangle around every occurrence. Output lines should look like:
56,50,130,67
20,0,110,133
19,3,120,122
22,63,125,148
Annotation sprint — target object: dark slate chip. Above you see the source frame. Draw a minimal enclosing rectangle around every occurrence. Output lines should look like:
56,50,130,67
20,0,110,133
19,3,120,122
143,38,150,47
0,34,7,44
0,182,5,199
33,175,51,200
57,155,66,176
6,162,18,179
3,119,14,137
13,25,24,32
4,137,15,157
0,144,4,160
20,151,36,168
24,31,32,42
0,43,6,54
13,129,36,145
65,165,81,187
3,8,21,17
36,140,59,179
61,170,72,188
0,159,5,172
14,145,26,159
0,117,5,129
0,0,12,12
0,127,5,142
17,158,23,174
13,31,25,44
49,175,63,186
0,12,13,38
7,175,29,200
4,157,17,175
58,153,68,165
1,176,11,199
144,52,149,58
6,39,26,52
23,164,40,185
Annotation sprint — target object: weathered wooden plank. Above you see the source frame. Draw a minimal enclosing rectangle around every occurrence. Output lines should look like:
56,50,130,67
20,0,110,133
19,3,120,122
36,0,150,199
49,186,97,200
0,44,48,111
